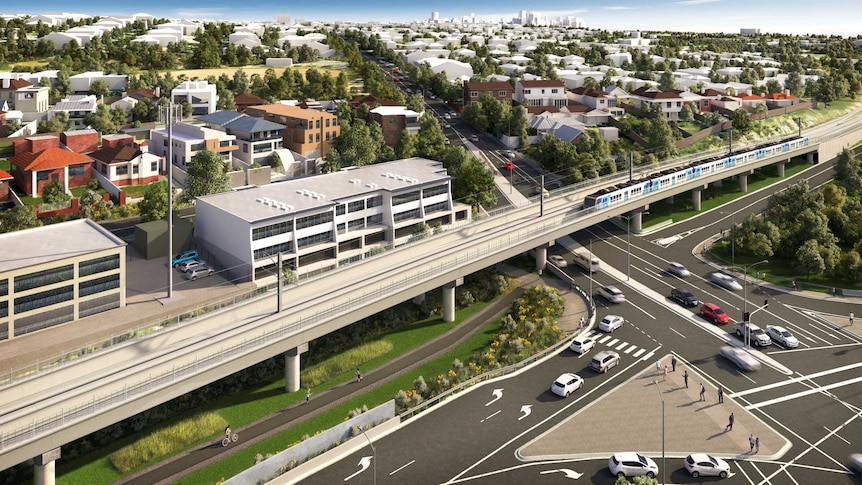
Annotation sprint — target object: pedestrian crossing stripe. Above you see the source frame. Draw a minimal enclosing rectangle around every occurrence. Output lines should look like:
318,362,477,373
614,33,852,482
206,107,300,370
641,351,654,361
598,335,613,344
616,342,629,351
624,345,637,354
607,338,620,347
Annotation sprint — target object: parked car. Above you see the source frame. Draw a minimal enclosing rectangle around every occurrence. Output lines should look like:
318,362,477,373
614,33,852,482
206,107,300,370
178,260,203,273
711,272,743,291
685,453,731,478
719,346,761,371
548,254,568,267
671,288,699,307
598,315,624,332
570,336,596,354
597,286,625,304
766,325,799,348
171,249,199,267
186,265,215,280
701,302,730,325
551,372,584,397
736,322,772,347
608,452,658,478
667,262,690,277
590,350,620,373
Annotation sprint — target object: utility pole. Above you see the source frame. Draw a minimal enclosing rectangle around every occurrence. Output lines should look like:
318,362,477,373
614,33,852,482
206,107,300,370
160,102,181,299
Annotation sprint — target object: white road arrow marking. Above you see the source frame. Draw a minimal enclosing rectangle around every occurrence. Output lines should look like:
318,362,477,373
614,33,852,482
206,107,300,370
518,405,532,421
344,456,373,481
540,468,583,479
485,388,503,406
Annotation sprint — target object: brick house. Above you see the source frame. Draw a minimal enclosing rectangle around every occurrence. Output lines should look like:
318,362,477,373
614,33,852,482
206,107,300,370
463,81,513,107
88,134,163,187
0,169,12,202
369,106,421,146
9,147,93,197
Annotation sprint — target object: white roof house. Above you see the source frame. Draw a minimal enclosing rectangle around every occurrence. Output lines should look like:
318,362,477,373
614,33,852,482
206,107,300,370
419,58,473,81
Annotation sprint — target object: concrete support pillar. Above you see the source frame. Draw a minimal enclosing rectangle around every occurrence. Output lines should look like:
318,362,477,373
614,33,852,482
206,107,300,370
714,179,723,188
442,282,456,323
630,208,644,233
665,195,674,205
739,173,748,193
807,152,815,164
777,161,786,178
412,293,426,304
534,243,548,273
284,343,308,392
34,449,61,485
692,187,702,212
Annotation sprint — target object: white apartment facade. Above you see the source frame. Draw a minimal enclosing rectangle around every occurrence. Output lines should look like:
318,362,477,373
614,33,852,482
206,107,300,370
515,79,568,109
149,122,237,166
171,81,218,116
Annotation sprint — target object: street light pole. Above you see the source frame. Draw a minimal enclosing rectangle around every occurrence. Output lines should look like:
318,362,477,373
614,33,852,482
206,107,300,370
618,214,632,281
360,428,376,485
653,380,666,485
741,259,768,348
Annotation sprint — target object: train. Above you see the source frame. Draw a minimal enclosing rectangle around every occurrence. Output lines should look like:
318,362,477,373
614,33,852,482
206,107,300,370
583,136,809,210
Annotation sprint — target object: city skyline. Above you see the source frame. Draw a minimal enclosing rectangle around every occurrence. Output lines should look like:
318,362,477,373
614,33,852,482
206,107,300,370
2,1,860,37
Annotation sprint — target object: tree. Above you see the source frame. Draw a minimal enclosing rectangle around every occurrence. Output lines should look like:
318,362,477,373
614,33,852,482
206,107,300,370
0,205,42,233
329,119,380,167
138,181,169,222
395,130,417,159
79,189,102,219
643,116,677,160
89,79,110,96
679,103,695,122
404,93,424,113
270,151,284,173
184,150,230,201
415,114,446,160
796,239,825,277
441,147,496,209
38,111,70,133
731,108,752,134
41,180,69,203
834,148,862,194
658,68,677,91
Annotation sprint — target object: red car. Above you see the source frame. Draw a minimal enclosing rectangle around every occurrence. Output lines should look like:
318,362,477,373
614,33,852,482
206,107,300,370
701,302,730,324
503,160,515,171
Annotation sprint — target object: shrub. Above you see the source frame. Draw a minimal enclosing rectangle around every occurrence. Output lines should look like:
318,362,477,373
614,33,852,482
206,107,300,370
300,340,393,388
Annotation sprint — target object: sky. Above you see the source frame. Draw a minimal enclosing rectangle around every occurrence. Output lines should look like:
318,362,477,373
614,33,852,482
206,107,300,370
6,1,862,38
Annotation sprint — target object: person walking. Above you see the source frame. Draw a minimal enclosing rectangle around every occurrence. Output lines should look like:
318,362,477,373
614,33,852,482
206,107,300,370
699,383,706,401
755,436,760,453
718,385,724,403
671,356,677,372
356,368,362,382
683,370,689,388
851,312,855,326
749,434,755,452
306,388,311,404
725,412,734,431
792,280,798,291
656,360,662,374
662,365,668,382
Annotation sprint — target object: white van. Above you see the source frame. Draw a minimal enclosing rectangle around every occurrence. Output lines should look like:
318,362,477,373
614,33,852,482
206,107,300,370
572,251,601,273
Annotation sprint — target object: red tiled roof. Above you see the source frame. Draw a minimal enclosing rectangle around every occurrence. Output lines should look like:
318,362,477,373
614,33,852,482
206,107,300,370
764,92,798,100
7,79,33,89
88,145,141,164
0,169,12,180
9,147,92,172
571,87,607,98
234,92,265,106
526,105,559,115
565,102,591,113
126,88,158,100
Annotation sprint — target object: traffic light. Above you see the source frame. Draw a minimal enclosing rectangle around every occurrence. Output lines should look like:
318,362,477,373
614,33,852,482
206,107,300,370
743,311,750,322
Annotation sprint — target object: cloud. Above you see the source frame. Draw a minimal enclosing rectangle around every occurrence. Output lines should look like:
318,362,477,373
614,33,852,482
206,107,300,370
669,0,723,5
603,6,635,10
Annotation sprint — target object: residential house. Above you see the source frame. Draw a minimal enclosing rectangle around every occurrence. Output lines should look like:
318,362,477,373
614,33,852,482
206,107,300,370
0,169,12,202
369,106,422,146
69,72,128,94
49,95,98,130
245,104,340,158
515,79,567,110
628,86,686,120
171,81,218,116
763,92,800,109
463,81,513,107
110,97,137,122
418,58,473,82
8,146,93,198
0,78,33,109
14,87,50,119
88,134,163,187
149,122,237,166
196,111,286,169
234,92,265,112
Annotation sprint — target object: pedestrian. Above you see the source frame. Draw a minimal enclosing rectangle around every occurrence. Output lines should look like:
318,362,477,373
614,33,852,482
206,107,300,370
656,360,662,374
683,370,689,388
306,388,311,404
699,383,705,401
832,287,836,297
851,312,855,326
356,368,362,382
662,365,668,382
671,356,677,372
725,412,734,431
579,316,585,329
755,436,760,453
718,385,724,403
749,434,755,452
792,280,798,291
703,244,707,254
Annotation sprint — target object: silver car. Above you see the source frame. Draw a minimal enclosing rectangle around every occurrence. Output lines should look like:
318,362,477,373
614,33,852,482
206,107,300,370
186,265,215,280
667,262,690,277
597,286,625,304
767,325,799,348
719,346,761,371
711,272,742,291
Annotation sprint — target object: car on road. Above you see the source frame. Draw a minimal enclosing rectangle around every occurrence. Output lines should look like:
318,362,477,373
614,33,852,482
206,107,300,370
470,134,479,141
608,452,658,478
171,249,199,267
504,150,515,159
551,373,584,397
444,138,450,145
449,111,457,117
502,160,515,171
186,265,215,280
849,454,862,474
597,286,625,304
685,453,731,478
590,350,620,373
719,345,761,371
711,272,743,290
443,122,451,129
766,325,799,348
701,302,730,325
736,322,772,347
548,254,568,267
570,336,595,354
443,113,451,119
671,287,699,307
598,315,624,332
667,262,690,277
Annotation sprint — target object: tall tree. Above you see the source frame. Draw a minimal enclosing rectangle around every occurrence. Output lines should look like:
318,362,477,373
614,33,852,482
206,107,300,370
415,114,446,160
138,181,169,222
184,150,230,201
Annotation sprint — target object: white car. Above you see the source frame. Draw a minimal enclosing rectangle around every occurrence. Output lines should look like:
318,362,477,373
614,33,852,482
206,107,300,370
766,325,798,348
177,259,201,272
550,372,584,397
598,315,624,332
548,254,568,267
850,453,862,474
186,265,215,280
444,123,451,129
570,336,596,354
470,134,479,141
711,272,743,291
608,452,658,478
597,286,625,304
590,350,620,373
685,453,731,478
667,262,690,277
719,346,761,371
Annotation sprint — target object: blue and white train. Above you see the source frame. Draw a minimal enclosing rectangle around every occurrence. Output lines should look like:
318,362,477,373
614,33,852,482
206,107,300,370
583,136,809,210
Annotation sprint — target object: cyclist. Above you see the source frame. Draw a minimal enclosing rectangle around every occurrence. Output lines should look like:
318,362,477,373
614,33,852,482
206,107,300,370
224,425,232,440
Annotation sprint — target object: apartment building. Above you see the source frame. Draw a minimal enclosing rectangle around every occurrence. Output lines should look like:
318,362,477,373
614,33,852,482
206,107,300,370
149,122,237,167
171,81,218,116
369,106,421,147
0,219,126,341
196,111,286,169
245,104,339,158
194,158,471,282
463,81,513,107
49,95,99,130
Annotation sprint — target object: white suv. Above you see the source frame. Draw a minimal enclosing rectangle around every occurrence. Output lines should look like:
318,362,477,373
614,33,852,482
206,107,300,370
590,350,620,373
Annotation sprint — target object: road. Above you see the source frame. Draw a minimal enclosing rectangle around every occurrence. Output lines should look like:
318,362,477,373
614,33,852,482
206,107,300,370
299,155,862,484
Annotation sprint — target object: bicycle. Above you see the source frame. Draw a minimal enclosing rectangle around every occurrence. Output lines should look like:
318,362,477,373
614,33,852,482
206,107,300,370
222,432,238,446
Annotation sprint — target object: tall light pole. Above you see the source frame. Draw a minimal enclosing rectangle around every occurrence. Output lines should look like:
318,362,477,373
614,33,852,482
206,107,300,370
360,428,376,485
653,380,666,485
618,214,632,281
741,259,768,348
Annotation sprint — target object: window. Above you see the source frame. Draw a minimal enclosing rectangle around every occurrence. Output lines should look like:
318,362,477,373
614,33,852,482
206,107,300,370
297,232,332,248
37,171,49,181
524,89,531,94
498,90,507,97
315,119,320,129
219,140,231,148
348,218,364,230
308,134,313,143
470,91,478,98
348,200,365,212
133,165,139,174
315,133,320,142
422,185,448,198
392,191,420,205
551,89,558,94
15,265,73,292
393,208,420,222
79,255,120,276
253,143,270,153
79,274,120,297
0,279,8,297
424,201,449,213
151,162,158,172
253,241,293,259
336,204,346,216
366,195,382,208
190,142,205,151
69,166,86,177
326,118,330,127
366,213,383,225
252,221,293,240
243,144,249,153
296,212,333,230
116,166,128,176
15,285,74,314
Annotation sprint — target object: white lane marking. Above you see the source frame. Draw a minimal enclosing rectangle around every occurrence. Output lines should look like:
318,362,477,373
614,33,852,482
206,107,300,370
480,410,502,422
624,345,637,354
736,461,757,485
389,460,415,476
767,342,862,355
824,426,851,445
606,338,619,347
615,342,629,351
641,351,654,361
745,375,862,410
749,462,769,484
632,348,646,358
738,370,757,385
730,361,862,397
669,327,686,339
